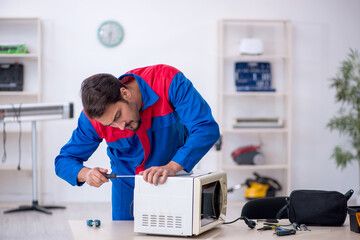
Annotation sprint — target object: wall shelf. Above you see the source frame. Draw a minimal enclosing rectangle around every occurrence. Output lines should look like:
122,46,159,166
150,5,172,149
221,92,287,97
222,164,289,170
0,18,42,172
0,17,42,105
217,19,292,197
223,128,289,134
0,91,39,97
0,53,39,59
223,55,289,61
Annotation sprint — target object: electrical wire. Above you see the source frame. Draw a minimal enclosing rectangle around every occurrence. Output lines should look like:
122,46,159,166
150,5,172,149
223,216,257,229
223,216,244,224
1,121,6,163
130,200,134,218
15,104,22,170
2,104,23,170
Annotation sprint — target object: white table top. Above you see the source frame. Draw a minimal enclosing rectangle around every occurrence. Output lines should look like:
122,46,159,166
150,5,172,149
69,218,357,240
69,199,358,239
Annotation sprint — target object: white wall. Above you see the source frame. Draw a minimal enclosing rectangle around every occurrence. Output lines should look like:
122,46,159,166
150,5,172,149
0,0,359,203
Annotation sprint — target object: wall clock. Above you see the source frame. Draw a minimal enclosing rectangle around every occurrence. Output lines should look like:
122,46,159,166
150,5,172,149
97,20,124,47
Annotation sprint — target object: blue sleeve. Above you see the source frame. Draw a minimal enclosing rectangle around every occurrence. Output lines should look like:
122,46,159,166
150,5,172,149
54,111,102,186
168,72,220,172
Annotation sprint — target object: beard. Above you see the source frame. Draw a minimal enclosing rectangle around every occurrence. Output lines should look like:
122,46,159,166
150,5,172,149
122,100,141,131
126,120,141,131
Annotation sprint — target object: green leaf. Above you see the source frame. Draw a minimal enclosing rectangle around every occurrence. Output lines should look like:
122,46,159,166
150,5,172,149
331,146,355,169
327,114,360,139
328,48,360,170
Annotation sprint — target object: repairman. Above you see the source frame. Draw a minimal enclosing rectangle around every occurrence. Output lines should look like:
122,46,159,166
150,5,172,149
55,64,220,220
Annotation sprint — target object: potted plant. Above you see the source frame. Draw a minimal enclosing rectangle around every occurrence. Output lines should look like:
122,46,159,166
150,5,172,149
327,49,360,204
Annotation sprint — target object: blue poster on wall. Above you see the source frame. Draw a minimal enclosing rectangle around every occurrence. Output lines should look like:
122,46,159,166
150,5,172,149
235,62,275,92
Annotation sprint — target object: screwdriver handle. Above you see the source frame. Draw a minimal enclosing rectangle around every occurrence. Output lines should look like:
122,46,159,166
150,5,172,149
274,227,296,236
103,173,116,179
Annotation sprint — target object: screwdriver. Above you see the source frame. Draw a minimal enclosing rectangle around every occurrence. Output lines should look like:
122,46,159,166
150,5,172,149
102,173,135,179
274,227,296,236
257,225,277,231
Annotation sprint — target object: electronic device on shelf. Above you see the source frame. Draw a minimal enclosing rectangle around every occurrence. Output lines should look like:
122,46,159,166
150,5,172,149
239,38,264,55
233,117,283,128
0,43,27,54
231,145,265,165
134,171,227,236
0,63,24,91
235,62,275,92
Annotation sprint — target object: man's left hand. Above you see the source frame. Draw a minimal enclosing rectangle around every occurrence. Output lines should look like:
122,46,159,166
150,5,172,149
139,161,183,186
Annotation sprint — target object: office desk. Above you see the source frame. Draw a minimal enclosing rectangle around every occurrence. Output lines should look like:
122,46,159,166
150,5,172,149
69,219,357,240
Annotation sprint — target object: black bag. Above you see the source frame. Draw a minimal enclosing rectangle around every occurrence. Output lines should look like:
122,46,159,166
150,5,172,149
276,189,353,226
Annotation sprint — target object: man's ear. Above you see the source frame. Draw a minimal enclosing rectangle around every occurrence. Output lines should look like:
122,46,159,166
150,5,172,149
120,87,131,100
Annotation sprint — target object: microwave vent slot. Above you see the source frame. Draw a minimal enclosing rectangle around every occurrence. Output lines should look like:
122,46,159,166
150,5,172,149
141,214,149,227
175,216,182,228
150,215,157,227
158,215,166,227
141,214,182,229
167,216,174,228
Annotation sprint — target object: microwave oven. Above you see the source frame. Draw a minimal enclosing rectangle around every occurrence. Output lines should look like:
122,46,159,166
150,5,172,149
134,171,227,236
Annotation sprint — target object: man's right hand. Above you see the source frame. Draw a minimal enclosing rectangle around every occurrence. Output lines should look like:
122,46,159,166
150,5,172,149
77,167,109,187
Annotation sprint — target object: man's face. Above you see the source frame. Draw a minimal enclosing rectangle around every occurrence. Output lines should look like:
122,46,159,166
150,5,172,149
95,100,141,131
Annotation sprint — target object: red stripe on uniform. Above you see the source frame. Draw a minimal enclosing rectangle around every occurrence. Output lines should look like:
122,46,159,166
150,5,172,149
135,109,152,174
84,110,136,142
128,64,179,117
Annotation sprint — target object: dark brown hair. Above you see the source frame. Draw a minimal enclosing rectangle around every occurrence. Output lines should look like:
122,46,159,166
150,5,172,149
81,73,129,119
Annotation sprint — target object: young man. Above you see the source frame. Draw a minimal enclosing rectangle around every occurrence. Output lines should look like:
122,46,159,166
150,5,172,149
55,64,220,220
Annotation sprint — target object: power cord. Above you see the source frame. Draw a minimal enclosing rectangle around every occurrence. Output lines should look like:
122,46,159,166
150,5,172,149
223,216,257,229
1,104,23,170
1,121,6,163
14,104,22,170
130,200,134,218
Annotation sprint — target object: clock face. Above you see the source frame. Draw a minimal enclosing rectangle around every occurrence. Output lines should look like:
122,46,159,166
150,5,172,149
97,21,124,47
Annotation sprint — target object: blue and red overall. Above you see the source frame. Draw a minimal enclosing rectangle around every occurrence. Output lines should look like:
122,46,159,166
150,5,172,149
55,64,220,220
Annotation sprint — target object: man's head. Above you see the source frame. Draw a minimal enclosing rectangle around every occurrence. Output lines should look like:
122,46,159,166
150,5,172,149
81,73,142,131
